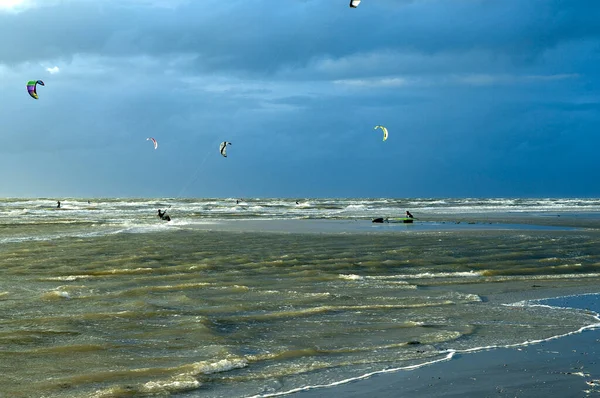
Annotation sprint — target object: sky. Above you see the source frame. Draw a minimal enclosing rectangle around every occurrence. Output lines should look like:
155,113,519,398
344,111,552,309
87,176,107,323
0,0,599,198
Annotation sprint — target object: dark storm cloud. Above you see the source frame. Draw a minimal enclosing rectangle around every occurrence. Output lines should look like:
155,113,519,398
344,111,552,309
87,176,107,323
1,0,598,77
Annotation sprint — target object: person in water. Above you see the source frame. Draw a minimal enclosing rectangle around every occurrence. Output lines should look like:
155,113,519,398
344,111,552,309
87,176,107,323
57,201,61,209
157,209,171,221
406,211,414,219
372,217,389,223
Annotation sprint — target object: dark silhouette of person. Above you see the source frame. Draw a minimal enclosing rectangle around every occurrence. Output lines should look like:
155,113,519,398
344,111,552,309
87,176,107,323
57,201,61,209
157,209,171,221
372,217,389,223
406,211,414,219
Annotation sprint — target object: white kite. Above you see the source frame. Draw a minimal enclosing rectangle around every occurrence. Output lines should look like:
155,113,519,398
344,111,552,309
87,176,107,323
147,137,158,150
219,141,231,157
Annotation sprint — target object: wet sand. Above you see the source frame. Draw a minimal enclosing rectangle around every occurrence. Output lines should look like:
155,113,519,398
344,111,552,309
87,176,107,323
294,294,600,398
418,211,600,230
179,217,584,234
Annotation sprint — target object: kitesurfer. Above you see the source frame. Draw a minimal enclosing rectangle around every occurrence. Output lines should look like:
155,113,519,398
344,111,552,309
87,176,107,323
57,201,61,209
157,209,171,221
406,211,414,219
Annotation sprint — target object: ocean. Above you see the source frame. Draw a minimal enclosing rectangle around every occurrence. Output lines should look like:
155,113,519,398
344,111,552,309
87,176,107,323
1,197,600,397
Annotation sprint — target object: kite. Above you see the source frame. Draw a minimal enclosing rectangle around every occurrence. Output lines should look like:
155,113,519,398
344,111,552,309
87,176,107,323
147,137,158,150
27,80,45,99
219,141,231,157
374,125,388,141
349,0,361,7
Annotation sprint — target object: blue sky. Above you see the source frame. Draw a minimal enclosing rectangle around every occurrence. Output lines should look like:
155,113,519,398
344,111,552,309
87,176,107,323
0,0,598,198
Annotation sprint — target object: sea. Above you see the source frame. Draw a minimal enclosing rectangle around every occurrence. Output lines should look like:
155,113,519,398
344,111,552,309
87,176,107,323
1,197,600,397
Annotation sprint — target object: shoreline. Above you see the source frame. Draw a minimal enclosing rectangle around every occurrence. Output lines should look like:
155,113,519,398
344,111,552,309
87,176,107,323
273,293,600,398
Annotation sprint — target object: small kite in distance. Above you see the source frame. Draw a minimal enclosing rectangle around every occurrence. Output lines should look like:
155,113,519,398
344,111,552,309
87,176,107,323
220,141,231,157
147,137,158,150
374,125,388,141
349,0,361,8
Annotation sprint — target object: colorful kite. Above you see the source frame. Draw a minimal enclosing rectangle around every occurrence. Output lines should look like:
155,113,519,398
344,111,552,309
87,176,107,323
27,80,45,99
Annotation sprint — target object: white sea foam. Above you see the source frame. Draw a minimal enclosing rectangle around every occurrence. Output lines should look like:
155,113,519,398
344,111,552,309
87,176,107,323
343,204,367,210
247,352,456,398
140,377,201,394
42,290,71,300
42,275,92,281
339,274,363,280
186,358,248,376
365,271,482,279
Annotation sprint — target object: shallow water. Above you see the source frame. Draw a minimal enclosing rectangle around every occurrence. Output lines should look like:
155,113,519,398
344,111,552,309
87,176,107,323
1,198,600,397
